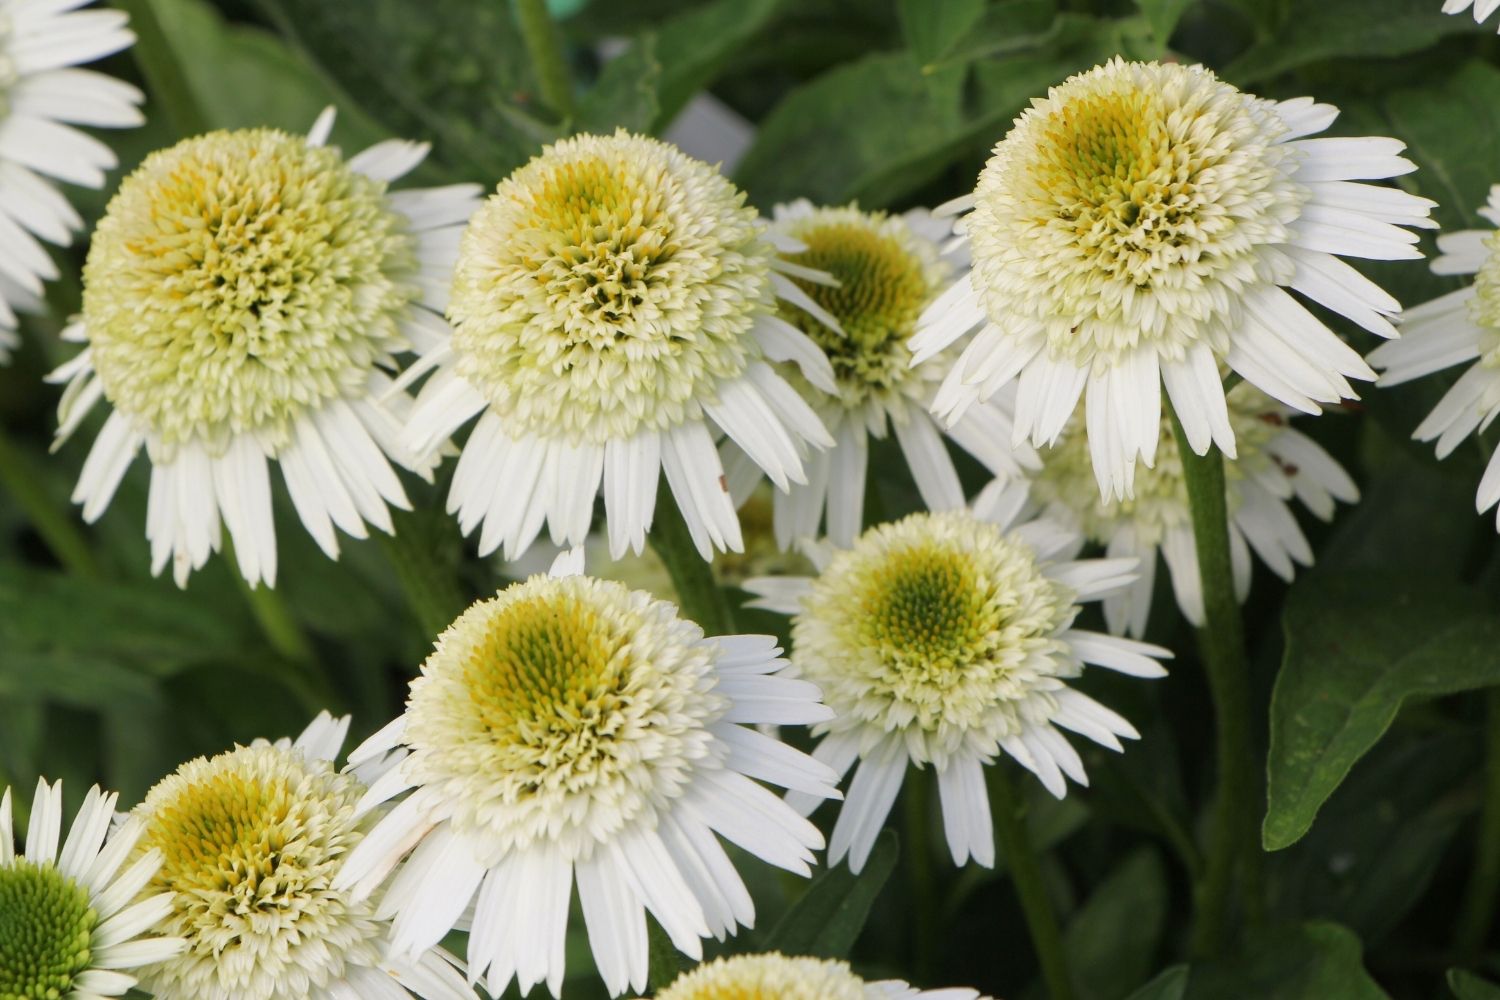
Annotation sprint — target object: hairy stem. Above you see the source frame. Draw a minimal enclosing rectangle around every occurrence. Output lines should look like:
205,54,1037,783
990,765,1077,1000
514,0,576,118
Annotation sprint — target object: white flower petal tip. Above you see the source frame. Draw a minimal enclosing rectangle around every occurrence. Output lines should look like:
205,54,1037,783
332,575,837,997
406,132,833,565
752,504,1166,859
1031,380,1355,635
49,118,479,587
0,778,184,1000
653,952,995,1000
914,58,1430,498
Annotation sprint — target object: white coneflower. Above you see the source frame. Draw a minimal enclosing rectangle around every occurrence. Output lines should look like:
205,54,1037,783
1370,185,1500,525
744,484,1169,873
0,778,183,1000
913,57,1434,501
128,712,476,1000
1030,382,1357,637
1442,0,1500,28
332,574,841,999
0,0,143,361
401,130,837,562
50,108,482,587
655,952,988,1000
727,200,1035,549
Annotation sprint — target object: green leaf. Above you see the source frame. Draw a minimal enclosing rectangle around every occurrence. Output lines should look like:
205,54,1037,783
1184,922,1389,999
766,830,898,958
1065,849,1170,999
149,0,386,141
255,0,549,180
1264,573,1500,850
1267,732,1472,943
1127,967,1190,1000
1382,61,1500,232
1135,0,1193,47
900,0,986,65
736,18,1118,209
575,35,662,134
1223,0,1487,86
650,0,788,125
1450,969,1500,999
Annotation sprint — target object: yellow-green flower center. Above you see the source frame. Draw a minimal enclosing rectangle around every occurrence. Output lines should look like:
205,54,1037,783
0,861,96,1000
1031,383,1285,545
448,131,771,445
793,511,1075,761
132,745,379,1000
970,58,1302,366
82,128,417,451
777,210,943,409
655,953,866,1000
404,575,726,860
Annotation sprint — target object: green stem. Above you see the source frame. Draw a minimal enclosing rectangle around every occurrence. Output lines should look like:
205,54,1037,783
1170,408,1260,957
904,767,941,981
990,765,1077,1000
648,480,735,635
227,556,340,712
380,511,470,640
112,0,209,136
646,918,684,991
1455,687,1500,960
513,0,575,118
0,423,101,578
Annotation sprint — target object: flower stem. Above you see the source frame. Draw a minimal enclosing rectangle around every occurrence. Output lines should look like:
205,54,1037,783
1168,408,1260,957
225,552,340,713
113,0,209,136
0,422,100,578
380,509,470,640
648,480,735,636
1455,686,1500,960
513,0,575,119
646,917,684,991
989,765,1077,1000
904,766,941,981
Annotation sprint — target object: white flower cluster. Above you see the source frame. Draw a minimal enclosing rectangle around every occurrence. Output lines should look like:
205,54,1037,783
5,8,1486,994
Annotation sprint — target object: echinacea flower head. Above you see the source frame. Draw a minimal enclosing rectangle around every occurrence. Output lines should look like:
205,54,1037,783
0,778,183,1000
1031,382,1357,636
403,130,837,563
1370,185,1500,526
52,108,482,587
0,0,143,362
333,573,842,999
745,484,1169,872
128,713,476,1000
913,57,1434,501
1442,0,1500,28
655,952,988,1000
731,200,1035,549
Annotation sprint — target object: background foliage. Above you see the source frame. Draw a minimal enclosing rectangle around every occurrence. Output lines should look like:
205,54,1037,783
3,0,1500,997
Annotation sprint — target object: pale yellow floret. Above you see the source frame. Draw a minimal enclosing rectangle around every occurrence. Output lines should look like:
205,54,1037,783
448,130,773,445
655,952,867,1000
1030,383,1285,546
793,512,1076,765
1473,232,1500,368
131,745,384,1000
776,207,948,414
969,58,1303,367
403,575,727,863
82,128,417,453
